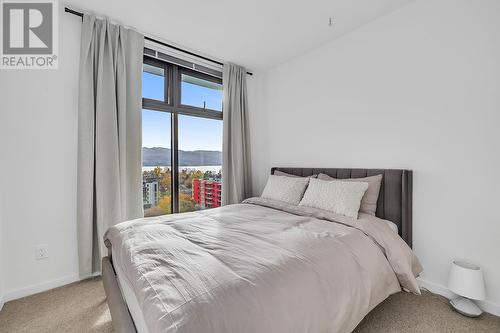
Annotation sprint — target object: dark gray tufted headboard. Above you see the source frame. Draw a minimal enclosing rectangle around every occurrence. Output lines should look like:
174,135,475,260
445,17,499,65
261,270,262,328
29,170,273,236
271,167,413,248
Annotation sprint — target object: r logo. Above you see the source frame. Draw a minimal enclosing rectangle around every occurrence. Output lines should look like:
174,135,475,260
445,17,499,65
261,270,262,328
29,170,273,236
2,2,53,54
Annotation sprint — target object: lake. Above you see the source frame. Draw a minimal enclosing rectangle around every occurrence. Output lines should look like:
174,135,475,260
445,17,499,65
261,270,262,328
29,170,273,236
142,165,222,172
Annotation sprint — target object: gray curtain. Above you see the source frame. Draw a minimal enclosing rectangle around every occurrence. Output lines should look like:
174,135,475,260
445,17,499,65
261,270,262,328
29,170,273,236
222,63,252,205
77,14,144,278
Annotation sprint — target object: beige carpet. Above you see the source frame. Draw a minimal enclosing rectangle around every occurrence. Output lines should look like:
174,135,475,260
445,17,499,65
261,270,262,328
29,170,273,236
354,291,500,333
1,278,499,332
0,278,112,333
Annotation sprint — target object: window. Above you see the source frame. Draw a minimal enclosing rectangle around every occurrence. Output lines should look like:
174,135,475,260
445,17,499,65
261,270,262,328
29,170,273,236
181,71,222,111
142,110,171,217
142,64,165,101
142,57,223,216
178,115,222,212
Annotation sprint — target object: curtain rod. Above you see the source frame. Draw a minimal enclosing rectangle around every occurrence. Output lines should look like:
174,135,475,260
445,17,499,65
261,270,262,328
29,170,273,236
64,7,253,76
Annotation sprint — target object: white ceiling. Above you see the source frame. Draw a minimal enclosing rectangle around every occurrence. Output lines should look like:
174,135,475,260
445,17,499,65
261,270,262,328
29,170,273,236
64,0,414,71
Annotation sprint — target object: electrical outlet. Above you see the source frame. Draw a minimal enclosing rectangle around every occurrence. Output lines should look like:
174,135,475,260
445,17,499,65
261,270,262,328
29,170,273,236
35,244,48,260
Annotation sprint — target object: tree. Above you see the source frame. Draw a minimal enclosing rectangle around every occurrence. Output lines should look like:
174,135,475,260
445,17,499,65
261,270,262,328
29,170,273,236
180,193,196,212
161,173,172,193
153,166,162,179
158,195,172,214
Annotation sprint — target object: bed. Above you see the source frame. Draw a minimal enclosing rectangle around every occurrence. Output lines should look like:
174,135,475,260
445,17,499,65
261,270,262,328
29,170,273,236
102,168,421,333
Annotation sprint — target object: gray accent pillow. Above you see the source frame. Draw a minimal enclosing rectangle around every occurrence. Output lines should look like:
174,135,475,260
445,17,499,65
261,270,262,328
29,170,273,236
317,173,383,216
274,170,317,178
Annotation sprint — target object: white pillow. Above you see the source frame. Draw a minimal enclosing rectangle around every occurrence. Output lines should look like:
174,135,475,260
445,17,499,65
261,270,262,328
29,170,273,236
317,173,382,216
299,178,369,219
261,175,310,205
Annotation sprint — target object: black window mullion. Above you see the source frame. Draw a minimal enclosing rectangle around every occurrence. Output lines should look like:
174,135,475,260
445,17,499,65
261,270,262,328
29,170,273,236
174,65,181,108
171,112,179,213
171,65,180,213
142,98,173,112
165,63,170,105
166,63,174,214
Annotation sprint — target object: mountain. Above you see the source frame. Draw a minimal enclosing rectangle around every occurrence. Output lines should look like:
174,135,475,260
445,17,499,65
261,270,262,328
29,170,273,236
142,147,222,166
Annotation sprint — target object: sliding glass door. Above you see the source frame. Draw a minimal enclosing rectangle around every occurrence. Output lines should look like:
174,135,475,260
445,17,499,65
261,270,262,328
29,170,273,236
141,56,223,216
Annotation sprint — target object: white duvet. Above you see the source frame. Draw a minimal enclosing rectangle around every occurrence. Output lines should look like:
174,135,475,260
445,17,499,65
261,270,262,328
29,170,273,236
104,198,422,333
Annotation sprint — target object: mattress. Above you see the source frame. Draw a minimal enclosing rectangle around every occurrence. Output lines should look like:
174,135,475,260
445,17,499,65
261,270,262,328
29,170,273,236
105,198,422,333
113,216,398,333
113,249,149,333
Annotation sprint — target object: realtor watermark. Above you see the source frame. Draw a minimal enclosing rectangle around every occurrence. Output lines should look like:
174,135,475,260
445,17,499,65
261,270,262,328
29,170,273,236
1,0,58,69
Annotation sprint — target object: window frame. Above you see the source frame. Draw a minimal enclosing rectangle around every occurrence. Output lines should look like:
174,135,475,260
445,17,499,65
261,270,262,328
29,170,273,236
142,55,223,214
178,67,223,113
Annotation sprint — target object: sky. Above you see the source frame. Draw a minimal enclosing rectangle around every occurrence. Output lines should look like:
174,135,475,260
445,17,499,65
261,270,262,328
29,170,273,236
142,69,223,152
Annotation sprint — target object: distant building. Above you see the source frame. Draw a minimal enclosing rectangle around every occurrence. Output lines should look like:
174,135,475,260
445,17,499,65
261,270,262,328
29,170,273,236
143,181,159,207
192,179,221,209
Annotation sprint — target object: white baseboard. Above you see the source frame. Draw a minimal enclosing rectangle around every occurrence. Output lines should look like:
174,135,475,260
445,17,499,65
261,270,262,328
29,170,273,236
3,274,81,303
418,277,500,317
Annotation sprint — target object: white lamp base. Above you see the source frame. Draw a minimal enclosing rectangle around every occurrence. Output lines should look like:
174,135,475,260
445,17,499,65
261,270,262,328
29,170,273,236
450,297,483,317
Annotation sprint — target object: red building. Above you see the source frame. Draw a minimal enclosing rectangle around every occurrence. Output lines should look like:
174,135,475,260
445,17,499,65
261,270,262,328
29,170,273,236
192,179,221,208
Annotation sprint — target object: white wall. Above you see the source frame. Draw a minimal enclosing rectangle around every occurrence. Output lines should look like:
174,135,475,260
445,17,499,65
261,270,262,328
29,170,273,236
247,72,270,194
255,0,500,314
0,6,81,301
0,204,4,310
